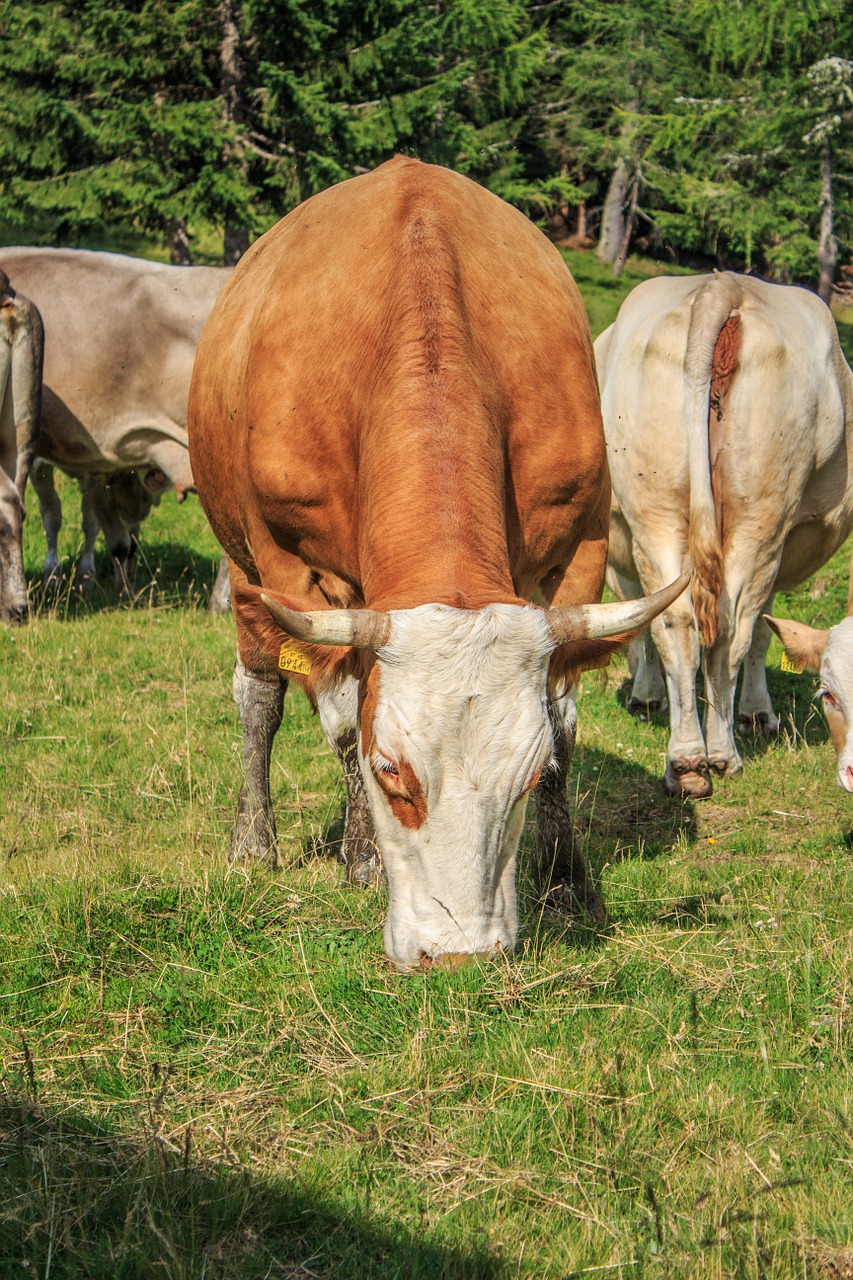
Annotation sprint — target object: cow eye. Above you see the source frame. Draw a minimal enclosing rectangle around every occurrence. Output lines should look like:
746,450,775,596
820,688,837,708
372,752,399,779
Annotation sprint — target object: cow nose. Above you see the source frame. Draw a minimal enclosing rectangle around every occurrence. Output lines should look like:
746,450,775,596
844,765,853,793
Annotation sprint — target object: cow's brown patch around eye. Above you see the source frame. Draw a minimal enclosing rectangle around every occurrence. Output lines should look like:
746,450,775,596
823,697,848,757
374,757,428,830
358,668,427,830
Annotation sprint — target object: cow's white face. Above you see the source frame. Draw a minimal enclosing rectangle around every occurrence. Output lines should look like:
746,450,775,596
357,604,556,969
819,617,853,793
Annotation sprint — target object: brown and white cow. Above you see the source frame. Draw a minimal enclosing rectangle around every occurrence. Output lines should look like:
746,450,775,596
0,269,42,621
596,272,853,798
188,157,684,968
0,248,230,591
765,613,853,794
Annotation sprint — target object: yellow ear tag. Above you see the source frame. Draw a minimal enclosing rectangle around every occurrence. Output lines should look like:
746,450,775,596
278,638,312,676
780,651,803,675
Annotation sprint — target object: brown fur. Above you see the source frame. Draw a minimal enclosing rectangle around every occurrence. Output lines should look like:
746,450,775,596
708,313,742,544
189,157,610,744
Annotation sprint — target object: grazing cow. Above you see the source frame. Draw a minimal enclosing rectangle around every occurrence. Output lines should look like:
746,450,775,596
765,613,853,794
0,269,43,621
188,157,684,969
0,248,230,589
32,460,157,593
596,271,853,797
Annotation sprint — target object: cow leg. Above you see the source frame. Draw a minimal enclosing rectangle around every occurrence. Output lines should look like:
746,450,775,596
0,468,27,622
30,458,63,584
648,598,710,798
231,655,284,864
608,564,668,718
534,689,605,922
736,605,779,735
76,480,98,593
629,630,668,717
316,678,381,886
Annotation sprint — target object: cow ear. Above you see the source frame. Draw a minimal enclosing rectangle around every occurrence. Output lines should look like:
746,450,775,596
764,615,828,671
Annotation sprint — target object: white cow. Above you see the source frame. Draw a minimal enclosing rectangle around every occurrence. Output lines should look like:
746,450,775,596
596,272,853,797
0,248,231,597
0,270,42,621
765,613,853,794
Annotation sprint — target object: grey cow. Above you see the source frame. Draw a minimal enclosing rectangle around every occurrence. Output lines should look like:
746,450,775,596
0,248,231,595
0,269,43,621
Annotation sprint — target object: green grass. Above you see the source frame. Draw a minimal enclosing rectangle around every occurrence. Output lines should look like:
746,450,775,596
1,261,853,1278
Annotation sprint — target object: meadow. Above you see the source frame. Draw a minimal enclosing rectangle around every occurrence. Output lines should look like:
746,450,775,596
1,252,852,1279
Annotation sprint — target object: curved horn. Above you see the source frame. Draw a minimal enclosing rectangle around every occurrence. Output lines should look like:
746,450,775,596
261,594,391,649
547,573,690,646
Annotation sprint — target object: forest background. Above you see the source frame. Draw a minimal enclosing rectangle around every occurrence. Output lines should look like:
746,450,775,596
1,0,852,300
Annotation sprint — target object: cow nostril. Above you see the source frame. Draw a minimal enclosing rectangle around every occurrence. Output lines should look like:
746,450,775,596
845,766,853,794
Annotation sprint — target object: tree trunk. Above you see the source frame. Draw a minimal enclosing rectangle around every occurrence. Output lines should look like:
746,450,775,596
613,176,639,278
817,143,837,306
597,157,631,265
220,0,249,266
165,218,192,265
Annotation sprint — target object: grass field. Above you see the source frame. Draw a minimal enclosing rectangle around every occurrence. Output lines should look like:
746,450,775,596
1,254,852,1279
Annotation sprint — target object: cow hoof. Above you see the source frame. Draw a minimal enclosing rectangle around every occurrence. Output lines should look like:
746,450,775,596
664,758,712,799
628,695,668,720
737,712,779,737
708,755,743,778
74,571,95,597
229,817,278,868
543,879,607,926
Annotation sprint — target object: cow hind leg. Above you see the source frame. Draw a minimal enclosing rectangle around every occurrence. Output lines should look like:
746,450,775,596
649,604,711,798
317,679,381,886
533,689,605,923
704,598,771,775
736,606,779,736
231,656,285,865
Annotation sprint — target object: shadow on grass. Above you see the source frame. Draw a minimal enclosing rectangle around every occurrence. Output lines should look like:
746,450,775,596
26,544,223,618
568,742,698,864
0,1094,503,1280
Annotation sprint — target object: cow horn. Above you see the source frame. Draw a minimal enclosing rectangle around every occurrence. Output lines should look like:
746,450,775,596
547,573,690,646
261,594,391,649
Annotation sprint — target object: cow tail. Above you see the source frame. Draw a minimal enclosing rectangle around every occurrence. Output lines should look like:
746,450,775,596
684,272,743,648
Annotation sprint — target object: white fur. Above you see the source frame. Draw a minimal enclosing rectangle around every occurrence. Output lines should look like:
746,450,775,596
347,602,556,968
820,617,853,792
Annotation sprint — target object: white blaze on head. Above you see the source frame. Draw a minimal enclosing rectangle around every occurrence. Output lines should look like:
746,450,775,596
358,603,556,970
818,617,853,794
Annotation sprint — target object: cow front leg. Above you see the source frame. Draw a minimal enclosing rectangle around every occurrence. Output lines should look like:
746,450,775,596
30,458,63,585
737,606,779,736
76,479,99,593
534,689,605,923
317,678,381,886
609,566,668,717
232,656,285,864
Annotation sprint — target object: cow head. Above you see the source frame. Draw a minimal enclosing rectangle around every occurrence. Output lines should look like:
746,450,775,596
766,614,853,793
264,579,687,969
